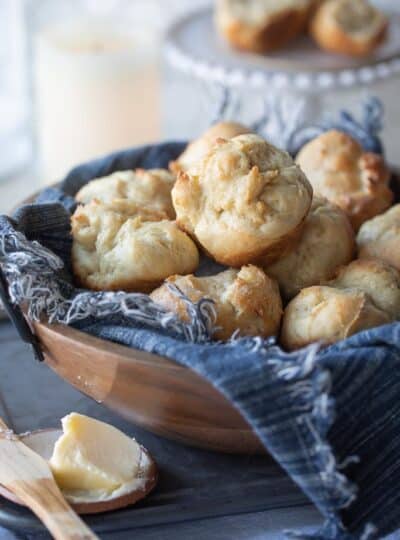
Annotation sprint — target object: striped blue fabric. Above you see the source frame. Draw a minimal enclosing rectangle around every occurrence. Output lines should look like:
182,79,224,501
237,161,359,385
1,139,400,540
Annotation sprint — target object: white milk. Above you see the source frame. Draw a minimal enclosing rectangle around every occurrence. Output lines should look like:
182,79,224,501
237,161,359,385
34,20,160,184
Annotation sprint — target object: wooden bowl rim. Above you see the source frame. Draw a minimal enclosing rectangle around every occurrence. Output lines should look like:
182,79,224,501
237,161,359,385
34,320,189,372
17,185,200,374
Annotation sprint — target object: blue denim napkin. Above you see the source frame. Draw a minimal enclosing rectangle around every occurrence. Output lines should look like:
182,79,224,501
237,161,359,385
1,118,399,540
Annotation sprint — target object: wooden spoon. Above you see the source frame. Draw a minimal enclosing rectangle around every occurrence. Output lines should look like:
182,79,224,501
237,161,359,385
0,418,98,540
0,428,158,515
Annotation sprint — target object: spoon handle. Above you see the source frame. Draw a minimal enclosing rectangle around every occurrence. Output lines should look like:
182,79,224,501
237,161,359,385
10,479,98,540
0,417,98,540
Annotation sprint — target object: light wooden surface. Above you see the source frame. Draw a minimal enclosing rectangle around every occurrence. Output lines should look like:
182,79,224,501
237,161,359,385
0,418,97,540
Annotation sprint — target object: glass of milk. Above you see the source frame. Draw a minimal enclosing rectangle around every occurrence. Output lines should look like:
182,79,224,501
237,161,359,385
30,0,162,185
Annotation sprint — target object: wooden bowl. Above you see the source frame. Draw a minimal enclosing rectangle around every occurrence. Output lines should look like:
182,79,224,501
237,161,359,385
20,171,400,454
33,321,263,454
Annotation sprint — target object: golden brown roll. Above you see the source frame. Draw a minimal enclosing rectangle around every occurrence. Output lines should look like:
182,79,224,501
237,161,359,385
357,204,400,272
263,197,355,300
281,286,390,350
310,0,387,57
150,265,282,341
215,0,313,53
172,133,313,267
328,259,400,320
170,122,252,174
71,201,199,292
75,169,176,219
296,130,392,231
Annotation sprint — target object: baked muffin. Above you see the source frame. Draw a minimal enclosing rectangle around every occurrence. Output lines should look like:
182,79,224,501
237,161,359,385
297,130,392,231
170,122,251,174
281,285,390,350
150,265,282,340
357,204,400,272
75,169,176,219
263,197,355,300
71,201,199,292
328,259,400,320
215,0,313,53
172,134,313,266
310,0,388,57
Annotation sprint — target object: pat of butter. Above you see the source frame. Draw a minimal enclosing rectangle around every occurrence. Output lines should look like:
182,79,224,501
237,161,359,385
49,413,141,493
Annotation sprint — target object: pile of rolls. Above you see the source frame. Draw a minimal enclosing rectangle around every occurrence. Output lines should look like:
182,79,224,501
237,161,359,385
71,121,400,350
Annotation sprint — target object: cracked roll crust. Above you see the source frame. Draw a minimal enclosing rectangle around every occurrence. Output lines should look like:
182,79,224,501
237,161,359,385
75,169,176,219
71,201,199,292
150,265,282,340
297,130,392,231
281,286,390,350
357,204,400,272
328,258,400,320
172,134,313,267
310,0,387,57
170,122,251,174
215,0,313,53
263,197,355,300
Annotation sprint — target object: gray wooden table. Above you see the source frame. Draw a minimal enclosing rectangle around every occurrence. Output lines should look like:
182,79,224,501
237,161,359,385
0,319,324,540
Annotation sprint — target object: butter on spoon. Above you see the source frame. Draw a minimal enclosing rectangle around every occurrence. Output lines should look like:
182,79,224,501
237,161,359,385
0,414,158,514
50,413,142,493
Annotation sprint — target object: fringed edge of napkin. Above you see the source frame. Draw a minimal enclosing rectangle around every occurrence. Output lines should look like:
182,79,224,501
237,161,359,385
237,341,377,540
0,225,216,343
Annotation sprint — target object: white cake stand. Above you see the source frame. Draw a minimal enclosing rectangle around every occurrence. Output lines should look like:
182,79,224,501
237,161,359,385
163,7,400,162
165,7,400,90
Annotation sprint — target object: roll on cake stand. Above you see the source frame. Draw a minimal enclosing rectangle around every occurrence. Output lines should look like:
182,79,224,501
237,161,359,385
163,7,400,163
